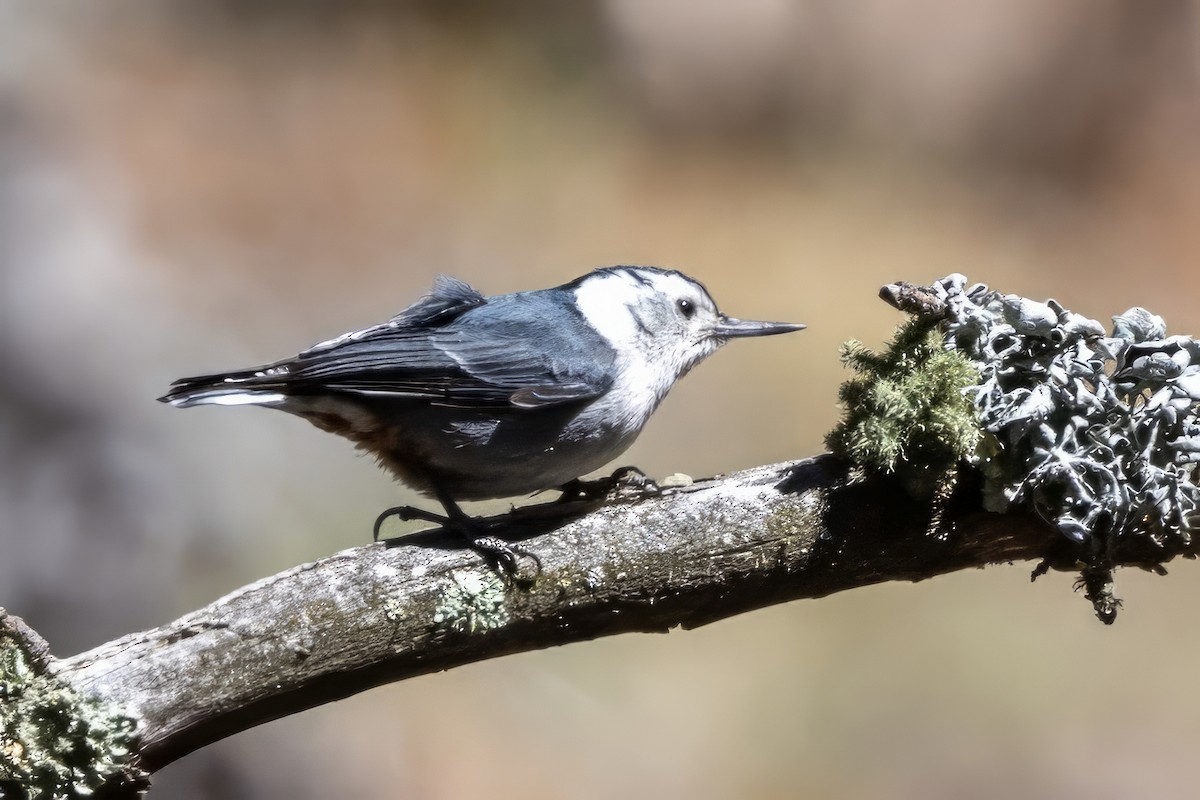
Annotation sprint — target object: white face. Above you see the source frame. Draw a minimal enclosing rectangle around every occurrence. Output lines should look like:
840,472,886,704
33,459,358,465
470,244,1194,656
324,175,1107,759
573,267,726,382
569,265,802,436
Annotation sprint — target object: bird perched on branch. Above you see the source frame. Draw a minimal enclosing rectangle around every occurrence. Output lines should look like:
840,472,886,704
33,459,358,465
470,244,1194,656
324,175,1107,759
161,266,804,571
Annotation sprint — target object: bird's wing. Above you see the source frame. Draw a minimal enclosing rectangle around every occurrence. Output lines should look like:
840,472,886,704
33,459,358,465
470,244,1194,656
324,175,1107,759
161,277,613,409
288,333,610,409
269,285,614,409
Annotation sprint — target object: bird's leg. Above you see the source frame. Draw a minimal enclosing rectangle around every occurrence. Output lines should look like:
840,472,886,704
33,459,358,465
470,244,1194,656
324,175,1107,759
558,465,661,503
433,490,542,581
373,490,541,582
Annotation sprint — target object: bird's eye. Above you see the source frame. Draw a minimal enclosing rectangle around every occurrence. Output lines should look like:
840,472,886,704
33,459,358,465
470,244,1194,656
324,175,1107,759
676,298,696,319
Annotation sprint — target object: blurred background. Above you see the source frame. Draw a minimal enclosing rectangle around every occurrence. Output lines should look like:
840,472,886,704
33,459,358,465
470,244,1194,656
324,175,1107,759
2,2,1200,798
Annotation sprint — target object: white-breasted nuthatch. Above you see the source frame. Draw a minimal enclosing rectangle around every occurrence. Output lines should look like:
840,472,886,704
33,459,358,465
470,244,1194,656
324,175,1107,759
161,266,804,568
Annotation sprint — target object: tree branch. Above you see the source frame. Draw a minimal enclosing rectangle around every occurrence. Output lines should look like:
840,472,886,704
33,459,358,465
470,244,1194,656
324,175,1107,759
33,455,1198,777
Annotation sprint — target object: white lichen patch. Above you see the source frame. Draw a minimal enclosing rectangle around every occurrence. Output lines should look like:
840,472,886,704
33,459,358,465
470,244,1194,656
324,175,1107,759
382,596,406,623
432,570,509,634
372,564,400,580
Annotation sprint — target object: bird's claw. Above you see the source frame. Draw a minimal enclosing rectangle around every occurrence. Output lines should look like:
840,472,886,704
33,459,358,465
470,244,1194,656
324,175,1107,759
465,534,542,584
558,465,660,503
373,505,449,541
609,465,661,496
373,505,542,583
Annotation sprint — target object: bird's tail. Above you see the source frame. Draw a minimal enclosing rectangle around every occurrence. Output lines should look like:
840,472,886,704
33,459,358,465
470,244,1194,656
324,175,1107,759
158,369,289,408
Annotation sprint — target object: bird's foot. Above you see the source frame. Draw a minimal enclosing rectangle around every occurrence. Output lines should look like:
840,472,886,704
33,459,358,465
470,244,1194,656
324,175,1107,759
609,465,662,497
558,465,661,504
373,505,541,584
461,532,542,584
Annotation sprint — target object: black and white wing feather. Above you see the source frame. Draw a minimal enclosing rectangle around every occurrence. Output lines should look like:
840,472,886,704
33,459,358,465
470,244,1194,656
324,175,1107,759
159,277,615,410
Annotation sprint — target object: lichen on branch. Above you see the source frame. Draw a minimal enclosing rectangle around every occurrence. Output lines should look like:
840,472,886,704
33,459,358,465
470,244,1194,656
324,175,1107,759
1,612,145,798
830,274,1200,622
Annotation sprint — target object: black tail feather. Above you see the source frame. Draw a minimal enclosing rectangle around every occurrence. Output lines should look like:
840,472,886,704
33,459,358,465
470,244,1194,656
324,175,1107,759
158,368,287,407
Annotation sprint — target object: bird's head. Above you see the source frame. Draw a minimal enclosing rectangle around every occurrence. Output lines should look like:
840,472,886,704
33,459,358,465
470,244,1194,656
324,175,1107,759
571,266,804,384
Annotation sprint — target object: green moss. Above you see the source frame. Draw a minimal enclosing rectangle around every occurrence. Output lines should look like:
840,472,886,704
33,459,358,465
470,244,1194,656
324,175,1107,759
1,631,142,798
826,317,983,496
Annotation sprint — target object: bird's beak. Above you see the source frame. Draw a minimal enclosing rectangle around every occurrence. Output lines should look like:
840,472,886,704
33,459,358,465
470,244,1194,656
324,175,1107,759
710,316,806,338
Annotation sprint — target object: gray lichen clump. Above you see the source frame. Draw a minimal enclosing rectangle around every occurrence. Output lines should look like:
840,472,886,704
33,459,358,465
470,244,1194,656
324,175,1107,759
831,274,1200,622
1,631,142,797
935,273,1200,553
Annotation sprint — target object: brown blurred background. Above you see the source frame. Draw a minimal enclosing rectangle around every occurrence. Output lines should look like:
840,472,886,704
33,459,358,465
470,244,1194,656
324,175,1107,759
3,2,1200,798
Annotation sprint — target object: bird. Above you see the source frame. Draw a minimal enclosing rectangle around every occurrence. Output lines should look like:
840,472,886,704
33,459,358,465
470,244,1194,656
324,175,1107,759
161,266,804,571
